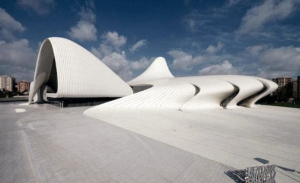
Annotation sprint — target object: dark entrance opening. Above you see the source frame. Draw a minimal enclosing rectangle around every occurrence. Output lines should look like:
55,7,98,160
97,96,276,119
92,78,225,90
48,97,119,108
45,58,58,93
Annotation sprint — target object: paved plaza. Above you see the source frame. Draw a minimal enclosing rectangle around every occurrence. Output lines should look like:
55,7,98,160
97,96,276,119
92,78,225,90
0,102,300,182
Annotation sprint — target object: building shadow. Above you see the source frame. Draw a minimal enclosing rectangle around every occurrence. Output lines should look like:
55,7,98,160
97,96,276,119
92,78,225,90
254,157,269,164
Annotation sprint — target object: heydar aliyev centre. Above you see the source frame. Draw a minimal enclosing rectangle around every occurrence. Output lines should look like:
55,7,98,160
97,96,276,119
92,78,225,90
29,37,278,110
23,37,300,182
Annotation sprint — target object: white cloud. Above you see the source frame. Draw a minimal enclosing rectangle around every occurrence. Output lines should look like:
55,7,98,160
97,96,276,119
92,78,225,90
101,31,127,50
0,8,26,40
182,9,222,33
68,21,97,42
168,50,204,71
228,0,240,7
0,39,37,81
185,19,198,32
130,39,147,53
67,3,97,42
130,57,152,70
198,60,239,75
205,42,224,54
91,31,127,57
90,47,102,59
101,51,133,81
257,46,300,78
0,65,34,82
182,11,205,32
0,8,36,81
236,0,299,36
91,48,152,81
78,5,96,22
245,45,268,56
91,31,150,81
91,31,153,80
0,39,36,68
17,0,55,15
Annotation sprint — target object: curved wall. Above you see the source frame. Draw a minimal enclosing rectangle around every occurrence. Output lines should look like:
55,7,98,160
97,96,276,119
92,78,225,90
178,77,236,110
244,77,278,108
92,80,195,110
205,75,264,109
85,57,278,114
29,37,132,103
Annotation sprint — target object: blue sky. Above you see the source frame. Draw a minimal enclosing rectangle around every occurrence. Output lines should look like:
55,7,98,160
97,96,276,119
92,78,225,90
0,0,300,81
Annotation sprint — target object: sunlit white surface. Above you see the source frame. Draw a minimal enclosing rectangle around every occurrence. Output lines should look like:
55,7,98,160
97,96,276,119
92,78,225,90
29,37,132,103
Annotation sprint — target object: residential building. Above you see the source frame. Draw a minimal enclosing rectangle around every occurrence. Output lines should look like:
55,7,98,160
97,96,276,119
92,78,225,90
0,75,16,92
17,81,30,93
292,79,298,101
272,77,293,102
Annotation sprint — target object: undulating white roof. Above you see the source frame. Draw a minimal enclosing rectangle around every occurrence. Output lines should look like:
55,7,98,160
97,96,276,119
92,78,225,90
29,37,277,109
85,57,278,112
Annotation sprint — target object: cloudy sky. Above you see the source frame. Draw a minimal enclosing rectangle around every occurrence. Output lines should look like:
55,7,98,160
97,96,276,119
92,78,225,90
0,0,300,81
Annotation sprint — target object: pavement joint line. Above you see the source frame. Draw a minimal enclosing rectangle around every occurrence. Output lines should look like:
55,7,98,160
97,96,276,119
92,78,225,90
21,128,41,183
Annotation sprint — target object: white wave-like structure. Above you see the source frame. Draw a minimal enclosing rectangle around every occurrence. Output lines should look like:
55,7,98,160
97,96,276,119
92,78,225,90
84,57,278,116
29,37,277,109
29,37,133,103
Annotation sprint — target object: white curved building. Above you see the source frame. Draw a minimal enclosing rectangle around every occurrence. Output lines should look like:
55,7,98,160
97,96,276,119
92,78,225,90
29,37,277,109
85,57,277,114
29,37,133,104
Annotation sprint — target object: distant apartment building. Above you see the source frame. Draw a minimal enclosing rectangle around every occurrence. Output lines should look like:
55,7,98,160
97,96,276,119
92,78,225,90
272,77,293,101
293,79,298,101
17,81,30,93
0,75,16,92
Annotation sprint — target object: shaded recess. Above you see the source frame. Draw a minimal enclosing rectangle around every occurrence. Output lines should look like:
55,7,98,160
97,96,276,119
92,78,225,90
45,58,58,93
48,97,119,108
221,86,239,108
191,84,200,96
130,85,153,93
238,86,267,106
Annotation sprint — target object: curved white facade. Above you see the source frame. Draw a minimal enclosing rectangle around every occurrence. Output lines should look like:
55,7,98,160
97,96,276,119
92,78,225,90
204,75,265,109
179,77,236,110
30,37,276,109
29,37,132,103
245,77,279,108
85,57,278,114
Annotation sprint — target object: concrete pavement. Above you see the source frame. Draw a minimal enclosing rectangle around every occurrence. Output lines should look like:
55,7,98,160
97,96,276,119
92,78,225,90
0,102,237,183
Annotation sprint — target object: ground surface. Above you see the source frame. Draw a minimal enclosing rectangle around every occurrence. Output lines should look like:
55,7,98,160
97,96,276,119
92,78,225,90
0,102,241,183
85,103,300,183
263,103,300,108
